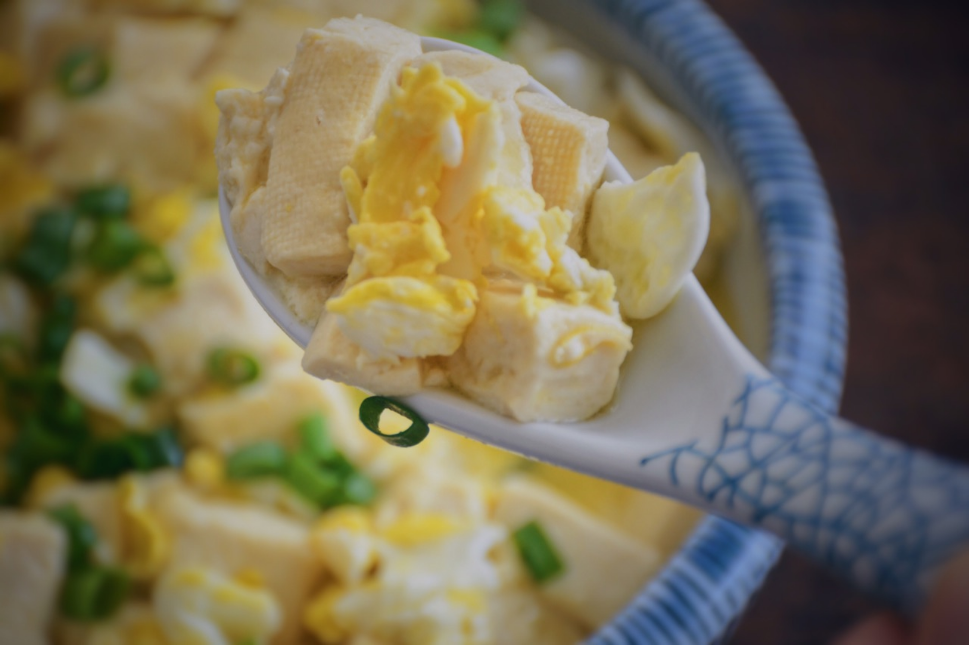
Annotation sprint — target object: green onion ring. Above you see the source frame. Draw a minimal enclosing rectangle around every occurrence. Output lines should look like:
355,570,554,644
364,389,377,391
128,364,162,398
75,184,130,219
358,396,430,448
56,47,110,98
206,347,260,386
131,245,176,287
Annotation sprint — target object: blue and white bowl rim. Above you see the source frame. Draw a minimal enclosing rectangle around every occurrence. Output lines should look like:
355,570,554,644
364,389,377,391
557,0,850,643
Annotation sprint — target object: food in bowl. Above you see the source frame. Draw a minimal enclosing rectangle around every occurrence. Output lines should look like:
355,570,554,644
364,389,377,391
0,0,740,643
217,17,708,422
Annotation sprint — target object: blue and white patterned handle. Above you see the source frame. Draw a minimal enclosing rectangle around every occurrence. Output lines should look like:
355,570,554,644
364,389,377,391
639,374,969,610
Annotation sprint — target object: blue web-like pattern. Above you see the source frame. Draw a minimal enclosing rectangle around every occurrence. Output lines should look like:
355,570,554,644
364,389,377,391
640,375,968,608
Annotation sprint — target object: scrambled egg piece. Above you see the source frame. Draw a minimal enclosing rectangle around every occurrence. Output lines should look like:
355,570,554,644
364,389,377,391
118,476,170,579
329,63,487,358
154,567,282,645
306,522,509,645
587,153,709,319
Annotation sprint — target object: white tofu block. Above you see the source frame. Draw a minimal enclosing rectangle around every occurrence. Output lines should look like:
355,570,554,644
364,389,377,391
0,512,66,644
493,477,662,628
447,288,631,422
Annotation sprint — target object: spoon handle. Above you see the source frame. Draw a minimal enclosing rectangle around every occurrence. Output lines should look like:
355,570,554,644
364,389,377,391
638,371,968,611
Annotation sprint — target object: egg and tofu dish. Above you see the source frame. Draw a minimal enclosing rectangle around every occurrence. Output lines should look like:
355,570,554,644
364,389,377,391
218,17,711,423
0,1,730,643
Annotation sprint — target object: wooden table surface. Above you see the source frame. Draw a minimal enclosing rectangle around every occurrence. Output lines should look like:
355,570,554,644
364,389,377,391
698,1,967,643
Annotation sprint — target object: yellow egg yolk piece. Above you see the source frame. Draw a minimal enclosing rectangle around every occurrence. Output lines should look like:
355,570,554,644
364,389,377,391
327,275,478,359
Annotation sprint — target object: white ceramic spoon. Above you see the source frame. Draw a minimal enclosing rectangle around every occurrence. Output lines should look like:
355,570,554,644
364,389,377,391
218,37,967,611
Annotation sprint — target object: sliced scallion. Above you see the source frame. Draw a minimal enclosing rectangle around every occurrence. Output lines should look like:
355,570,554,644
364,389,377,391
339,471,376,506
512,521,564,583
298,412,336,462
60,565,130,621
56,47,110,99
14,208,77,285
38,294,76,362
147,427,183,469
73,440,130,480
207,347,260,386
54,394,86,432
226,441,287,480
75,185,130,219
131,245,175,287
86,220,145,272
47,504,97,571
285,453,340,506
358,396,430,448
128,364,162,398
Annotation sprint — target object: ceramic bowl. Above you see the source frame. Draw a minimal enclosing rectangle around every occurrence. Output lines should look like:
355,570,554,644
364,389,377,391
520,1,848,642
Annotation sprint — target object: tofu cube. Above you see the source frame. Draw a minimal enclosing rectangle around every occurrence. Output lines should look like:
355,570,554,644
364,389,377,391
155,488,322,643
302,310,424,397
447,288,631,422
493,477,661,628
516,91,608,250
0,513,67,644
258,18,421,277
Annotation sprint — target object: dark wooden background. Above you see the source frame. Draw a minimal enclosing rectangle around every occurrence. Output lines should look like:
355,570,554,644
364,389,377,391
698,0,967,643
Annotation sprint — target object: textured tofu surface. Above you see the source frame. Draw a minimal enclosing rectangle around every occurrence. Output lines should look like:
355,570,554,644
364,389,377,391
258,18,421,277
0,513,66,645
448,287,631,422
156,487,322,643
302,310,425,396
516,91,609,250
493,477,662,628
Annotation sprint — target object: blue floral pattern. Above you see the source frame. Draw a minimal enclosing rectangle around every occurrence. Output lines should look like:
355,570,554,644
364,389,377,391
640,375,969,609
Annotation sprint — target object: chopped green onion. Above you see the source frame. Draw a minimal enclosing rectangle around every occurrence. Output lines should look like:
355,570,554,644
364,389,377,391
325,452,356,478
38,294,76,362
17,417,76,467
54,394,87,431
226,441,287,480
285,453,340,506
339,471,376,506
120,434,157,471
512,521,564,583
436,29,505,57
47,504,97,571
147,427,183,469
75,185,130,219
207,347,260,386
72,428,182,480
358,396,430,448
60,566,130,621
128,364,162,398
87,220,145,272
56,47,110,98
131,245,175,287
73,440,130,480
478,0,524,42
298,413,336,462
14,208,77,285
